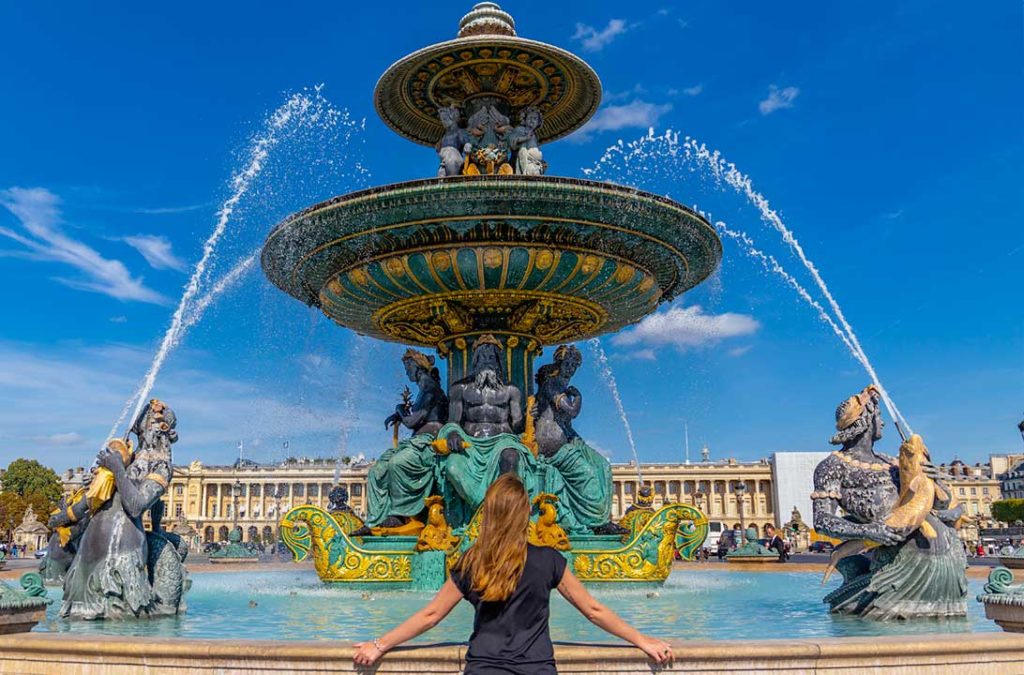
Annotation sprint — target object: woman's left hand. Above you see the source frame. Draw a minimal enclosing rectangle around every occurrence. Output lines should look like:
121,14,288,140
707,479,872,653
352,640,385,667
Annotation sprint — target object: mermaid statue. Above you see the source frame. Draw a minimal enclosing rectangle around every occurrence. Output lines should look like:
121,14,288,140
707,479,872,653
812,386,967,619
58,399,189,620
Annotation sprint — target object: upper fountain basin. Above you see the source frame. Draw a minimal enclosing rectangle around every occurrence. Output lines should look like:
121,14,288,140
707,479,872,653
261,175,721,348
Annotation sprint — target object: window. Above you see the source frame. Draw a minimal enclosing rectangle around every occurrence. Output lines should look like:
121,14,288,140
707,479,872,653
250,484,261,498
308,484,319,498
174,504,183,517
971,487,977,496
352,484,363,497
959,487,966,496
293,484,305,497
624,483,634,495
983,487,990,495
175,485,184,496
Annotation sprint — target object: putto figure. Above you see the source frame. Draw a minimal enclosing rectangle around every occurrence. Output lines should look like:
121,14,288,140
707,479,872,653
534,345,622,534
60,399,189,620
436,104,472,177
359,349,449,533
811,386,967,619
506,106,545,175
440,335,540,526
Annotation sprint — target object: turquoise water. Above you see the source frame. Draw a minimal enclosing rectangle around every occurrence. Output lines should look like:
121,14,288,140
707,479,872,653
33,569,996,641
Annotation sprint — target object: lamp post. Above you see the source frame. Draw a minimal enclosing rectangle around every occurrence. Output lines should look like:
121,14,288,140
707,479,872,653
231,479,242,539
734,481,748,542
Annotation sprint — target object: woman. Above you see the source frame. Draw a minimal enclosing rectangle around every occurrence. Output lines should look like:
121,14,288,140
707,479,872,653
353,474,673,673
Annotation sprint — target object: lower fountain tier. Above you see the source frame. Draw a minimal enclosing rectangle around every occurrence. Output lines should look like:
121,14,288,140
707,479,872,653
261,175,722,350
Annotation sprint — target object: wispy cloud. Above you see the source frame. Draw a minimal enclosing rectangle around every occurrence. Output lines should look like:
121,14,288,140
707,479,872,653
574,100,673,141
883,209,904,220
758,85,800,115
128,203,208,215
0,187,168,304
573,19,629,51
728,345,752,357
31,432,85,446
121,234,187,272
682,84,703,96
612,305,760,352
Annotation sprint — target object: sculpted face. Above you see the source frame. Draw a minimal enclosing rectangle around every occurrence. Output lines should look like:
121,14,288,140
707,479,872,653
470,343,503,378
439,105,460,128
402,357,420,382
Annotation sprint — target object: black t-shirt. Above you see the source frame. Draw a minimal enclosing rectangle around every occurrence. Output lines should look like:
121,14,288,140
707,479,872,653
451,544,568,674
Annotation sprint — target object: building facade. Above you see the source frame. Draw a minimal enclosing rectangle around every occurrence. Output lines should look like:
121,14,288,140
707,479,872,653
57,450,1011,551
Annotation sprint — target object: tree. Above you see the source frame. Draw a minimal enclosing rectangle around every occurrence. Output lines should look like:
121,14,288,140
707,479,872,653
1,459,62,504
0,492,27,540
991,499,1024,524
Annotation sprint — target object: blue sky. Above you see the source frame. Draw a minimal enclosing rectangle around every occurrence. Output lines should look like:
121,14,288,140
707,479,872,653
1,1,1021,472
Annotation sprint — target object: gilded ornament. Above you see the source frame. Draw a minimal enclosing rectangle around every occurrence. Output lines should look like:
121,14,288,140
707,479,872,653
614,264,635,283
431,251,452,272
348,268,368,286
535,249,554,270
385,257,406,276
527,494,570,550
482,248,503,268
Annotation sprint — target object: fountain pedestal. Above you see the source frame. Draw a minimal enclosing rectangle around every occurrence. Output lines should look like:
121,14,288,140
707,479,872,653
0,575,49,634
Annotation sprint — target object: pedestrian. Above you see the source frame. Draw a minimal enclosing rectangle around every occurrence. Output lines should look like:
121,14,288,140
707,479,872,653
765,525,788,563
352,474,674,672
716,533,728,562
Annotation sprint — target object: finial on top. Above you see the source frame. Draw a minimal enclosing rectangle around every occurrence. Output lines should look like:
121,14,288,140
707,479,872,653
458,2,516,38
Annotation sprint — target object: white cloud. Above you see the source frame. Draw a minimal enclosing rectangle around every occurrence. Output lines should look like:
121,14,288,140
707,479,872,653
31,432,85,446
612,305,760,351
573,19,628,51
121,234,187,272
0,187,168,304
574,100,673,141
758,85,800,115
110,315,128,323
683,84,703,96
728,345,752,357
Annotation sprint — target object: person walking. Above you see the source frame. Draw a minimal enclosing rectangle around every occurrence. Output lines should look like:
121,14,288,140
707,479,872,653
353,474,673,673
765,525,788,563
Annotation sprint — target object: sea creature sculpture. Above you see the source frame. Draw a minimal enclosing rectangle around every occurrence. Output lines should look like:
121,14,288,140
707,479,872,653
415,496,459,552
528,493,570,551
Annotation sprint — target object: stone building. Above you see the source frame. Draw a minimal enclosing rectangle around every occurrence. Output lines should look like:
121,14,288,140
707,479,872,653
13,506,48,554
937,458,1006,548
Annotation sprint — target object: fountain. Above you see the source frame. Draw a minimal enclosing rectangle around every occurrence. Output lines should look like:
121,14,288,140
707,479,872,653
262,3,716,589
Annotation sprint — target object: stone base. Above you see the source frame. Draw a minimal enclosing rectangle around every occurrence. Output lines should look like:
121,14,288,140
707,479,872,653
999,557,1024,569
0,606,46,634
208,557,259,564
726,555,779,563
983,601,1024,632
3,633,1024,674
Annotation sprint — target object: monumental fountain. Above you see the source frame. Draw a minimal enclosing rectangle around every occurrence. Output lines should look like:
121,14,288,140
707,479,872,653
262,2,716,589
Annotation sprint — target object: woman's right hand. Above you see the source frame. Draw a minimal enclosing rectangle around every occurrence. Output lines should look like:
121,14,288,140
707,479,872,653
636,635,674,665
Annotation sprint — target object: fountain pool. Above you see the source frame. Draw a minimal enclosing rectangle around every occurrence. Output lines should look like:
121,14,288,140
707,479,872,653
32,569,995,642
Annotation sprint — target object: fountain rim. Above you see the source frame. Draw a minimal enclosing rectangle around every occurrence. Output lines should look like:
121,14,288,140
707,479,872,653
263,174,716,245
373,33,602,146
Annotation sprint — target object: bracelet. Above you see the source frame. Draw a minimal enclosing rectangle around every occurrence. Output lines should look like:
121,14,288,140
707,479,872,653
373,638,385,653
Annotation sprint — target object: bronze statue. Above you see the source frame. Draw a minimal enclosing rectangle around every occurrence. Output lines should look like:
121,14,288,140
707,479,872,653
436,105,471,177
507,106,545,175
533,345,623,535
60,400,189,620
358,350,449,533
811,386,967,619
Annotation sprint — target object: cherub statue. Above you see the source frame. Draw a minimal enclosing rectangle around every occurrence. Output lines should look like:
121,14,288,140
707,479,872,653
507,106,545,175
436,105,472,177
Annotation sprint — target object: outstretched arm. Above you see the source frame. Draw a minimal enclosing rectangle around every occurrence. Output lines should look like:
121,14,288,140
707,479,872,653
811,460,902,546
97,449,168,519
557,569,673,665
353,578,463,666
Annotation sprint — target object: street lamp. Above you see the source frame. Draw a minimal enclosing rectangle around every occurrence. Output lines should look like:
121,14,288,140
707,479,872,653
733,481,748,542
231,479,242,538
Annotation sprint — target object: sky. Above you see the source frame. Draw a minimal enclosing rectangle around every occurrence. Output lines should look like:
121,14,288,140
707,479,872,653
0,1,1021,472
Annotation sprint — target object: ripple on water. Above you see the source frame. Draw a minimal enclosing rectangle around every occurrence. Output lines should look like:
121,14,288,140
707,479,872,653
35,569,996,642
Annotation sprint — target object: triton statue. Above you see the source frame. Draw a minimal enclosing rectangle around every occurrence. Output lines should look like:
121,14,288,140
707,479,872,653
812,386,967,619
507,106,545,176
358,350,449,533
59,399,189,620
534,345,623,534
440,335,540,526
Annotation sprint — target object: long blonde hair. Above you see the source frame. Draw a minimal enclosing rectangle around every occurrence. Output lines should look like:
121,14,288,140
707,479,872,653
454,474,530,602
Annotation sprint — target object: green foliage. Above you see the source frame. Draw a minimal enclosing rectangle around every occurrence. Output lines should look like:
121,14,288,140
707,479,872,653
2,459,62,503
0,492,27,538
991,499,1024,524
